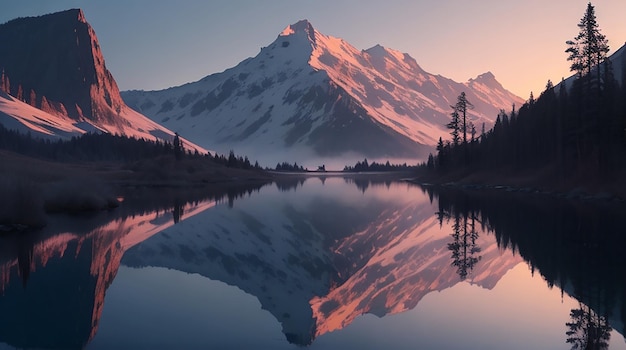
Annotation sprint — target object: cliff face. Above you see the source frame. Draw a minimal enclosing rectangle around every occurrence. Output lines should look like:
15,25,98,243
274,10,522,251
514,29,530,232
0,8,206,151
0,9,125,125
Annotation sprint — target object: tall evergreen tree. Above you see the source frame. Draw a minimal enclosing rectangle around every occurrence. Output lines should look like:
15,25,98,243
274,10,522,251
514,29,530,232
454,92,473,145
227,150,237,167
565,2,609,79
447,109,461,146
422,3,625,183
436,137,446,170
173,133,183,161
481,122,486,141
0,69,9,93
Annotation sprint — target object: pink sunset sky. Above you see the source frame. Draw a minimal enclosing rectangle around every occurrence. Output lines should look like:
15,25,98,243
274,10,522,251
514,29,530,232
2,0,625,98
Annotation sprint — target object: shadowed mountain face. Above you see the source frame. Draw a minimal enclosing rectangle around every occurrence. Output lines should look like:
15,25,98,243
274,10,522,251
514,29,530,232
0,9,122,124
122,20,524,164
0,9,203,150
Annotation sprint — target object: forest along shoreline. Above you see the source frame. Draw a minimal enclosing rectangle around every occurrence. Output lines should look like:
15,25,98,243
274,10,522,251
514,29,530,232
0,148,273,233
0,143,414,233
416,4,626,205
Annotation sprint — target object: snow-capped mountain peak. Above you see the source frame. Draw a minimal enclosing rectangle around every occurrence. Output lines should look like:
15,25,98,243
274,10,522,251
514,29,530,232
123,20,523,165
280,19,316,39
479,71,495,79
468,71,502,89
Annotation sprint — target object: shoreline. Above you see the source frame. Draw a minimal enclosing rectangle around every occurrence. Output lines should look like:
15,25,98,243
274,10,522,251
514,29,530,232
408,174,626,205
1,150,413,231
0,150,273,231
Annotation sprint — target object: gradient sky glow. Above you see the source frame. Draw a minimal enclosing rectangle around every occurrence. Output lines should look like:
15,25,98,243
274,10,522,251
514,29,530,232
2,0,625,98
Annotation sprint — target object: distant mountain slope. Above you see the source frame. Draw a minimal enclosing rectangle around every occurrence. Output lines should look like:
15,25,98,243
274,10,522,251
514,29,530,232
613,43,626,82
559,42,626,91
0,9,203,150
123,20,523,165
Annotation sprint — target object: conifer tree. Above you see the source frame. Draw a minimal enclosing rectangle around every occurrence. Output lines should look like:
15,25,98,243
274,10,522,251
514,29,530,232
447,109,461,146
173,133,183,161
565,2,609,79
436,137,446,170
454,92,473,145
0,69,9,93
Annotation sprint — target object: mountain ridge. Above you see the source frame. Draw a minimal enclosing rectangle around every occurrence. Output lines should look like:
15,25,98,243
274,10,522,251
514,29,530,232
123,19,523,165
0,9,204,151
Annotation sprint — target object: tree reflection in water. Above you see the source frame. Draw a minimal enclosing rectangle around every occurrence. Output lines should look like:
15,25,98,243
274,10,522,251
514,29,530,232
445,212,482,280
423,184,626,346
566,302,612,350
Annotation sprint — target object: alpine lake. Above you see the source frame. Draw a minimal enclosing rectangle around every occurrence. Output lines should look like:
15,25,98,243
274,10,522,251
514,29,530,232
0,175,625,350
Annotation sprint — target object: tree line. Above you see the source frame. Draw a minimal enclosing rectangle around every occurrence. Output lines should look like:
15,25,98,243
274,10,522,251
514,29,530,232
343,158,415,172
274,162,306,172
0,123,262,170
423,3,626,184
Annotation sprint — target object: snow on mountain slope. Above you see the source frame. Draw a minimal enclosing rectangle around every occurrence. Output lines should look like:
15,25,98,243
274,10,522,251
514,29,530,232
0,90,95,139
0,9,204,151
123,20,523,165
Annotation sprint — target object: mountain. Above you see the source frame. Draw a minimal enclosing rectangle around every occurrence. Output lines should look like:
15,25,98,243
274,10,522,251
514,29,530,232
0,9,202,150
122,19,523,165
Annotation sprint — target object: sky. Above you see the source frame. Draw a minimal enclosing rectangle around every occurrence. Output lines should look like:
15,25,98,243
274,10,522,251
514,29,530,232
2,0,626,98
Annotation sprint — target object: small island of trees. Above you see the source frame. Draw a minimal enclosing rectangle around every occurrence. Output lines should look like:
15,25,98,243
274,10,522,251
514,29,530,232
343,159,414,172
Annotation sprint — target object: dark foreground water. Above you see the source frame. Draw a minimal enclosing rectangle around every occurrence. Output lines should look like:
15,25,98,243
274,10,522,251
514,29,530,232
0,177,625,349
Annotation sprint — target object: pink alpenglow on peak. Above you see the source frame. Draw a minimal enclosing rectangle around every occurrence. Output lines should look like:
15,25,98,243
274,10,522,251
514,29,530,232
0,9,206,153
122,19,524,165
280,19,316,37
468,71,500,87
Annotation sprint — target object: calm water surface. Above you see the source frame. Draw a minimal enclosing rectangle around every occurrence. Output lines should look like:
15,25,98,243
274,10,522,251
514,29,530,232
0,177,624,349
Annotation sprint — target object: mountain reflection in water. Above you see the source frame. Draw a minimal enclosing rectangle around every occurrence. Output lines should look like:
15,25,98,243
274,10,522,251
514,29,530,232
0,184,263,350
0,178,624,349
